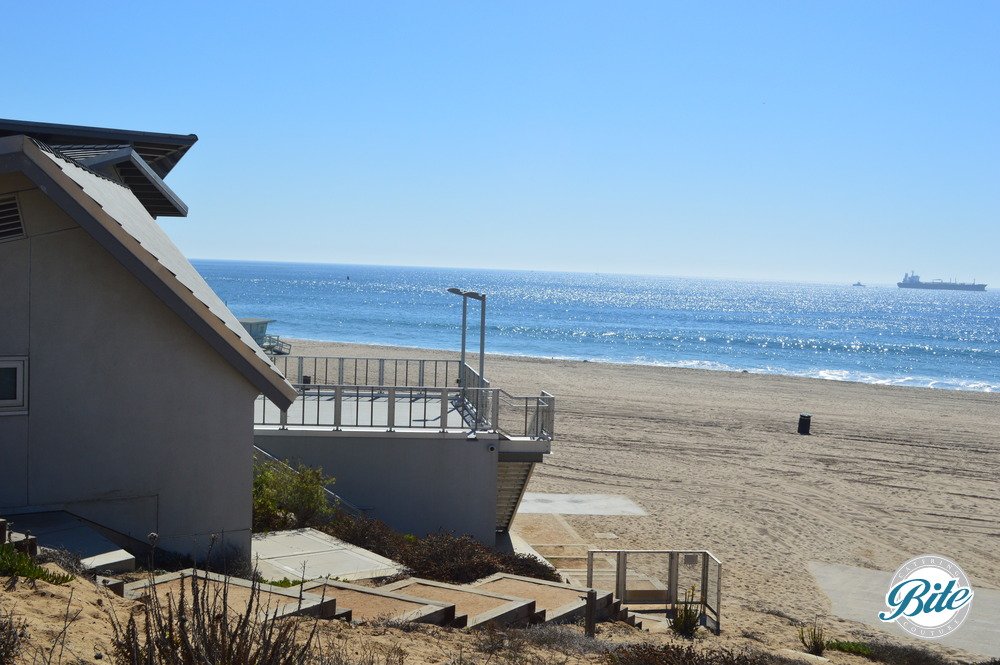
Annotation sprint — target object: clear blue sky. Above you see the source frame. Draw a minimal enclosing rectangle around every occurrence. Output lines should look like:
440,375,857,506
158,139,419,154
6,2,998,284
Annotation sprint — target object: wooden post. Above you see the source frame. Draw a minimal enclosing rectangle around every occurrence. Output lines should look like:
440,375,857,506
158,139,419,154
584,589,597,638
616,551,628,602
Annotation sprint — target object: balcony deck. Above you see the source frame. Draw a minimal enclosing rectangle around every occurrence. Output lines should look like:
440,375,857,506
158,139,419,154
257,355,554,441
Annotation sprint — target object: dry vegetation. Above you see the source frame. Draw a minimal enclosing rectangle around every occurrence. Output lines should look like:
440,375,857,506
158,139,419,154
2,567,997,665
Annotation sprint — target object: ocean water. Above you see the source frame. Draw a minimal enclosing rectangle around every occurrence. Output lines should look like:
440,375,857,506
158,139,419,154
194,260,1000,392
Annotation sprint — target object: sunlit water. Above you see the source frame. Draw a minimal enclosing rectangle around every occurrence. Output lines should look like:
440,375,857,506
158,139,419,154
195,260,1000,392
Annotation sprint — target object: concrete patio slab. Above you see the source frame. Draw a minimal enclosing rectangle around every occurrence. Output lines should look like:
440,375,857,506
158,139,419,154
381,577,536,628
809,561,1000,659
251,528,404,582
3,511,135,573
472,573,614,624
301,580,454,625
518,493,646,516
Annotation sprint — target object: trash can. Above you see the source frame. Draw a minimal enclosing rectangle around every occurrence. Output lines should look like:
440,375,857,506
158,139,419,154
798,413,811,435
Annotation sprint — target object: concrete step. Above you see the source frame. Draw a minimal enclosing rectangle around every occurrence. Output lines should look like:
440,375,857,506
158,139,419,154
1,511,134,573
124,569,338,621
471,573,614,624
301,579,455,625
380,578,536,628
496,461,536,531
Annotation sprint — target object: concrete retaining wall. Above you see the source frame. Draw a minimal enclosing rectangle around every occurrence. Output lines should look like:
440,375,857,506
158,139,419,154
254,430,499,545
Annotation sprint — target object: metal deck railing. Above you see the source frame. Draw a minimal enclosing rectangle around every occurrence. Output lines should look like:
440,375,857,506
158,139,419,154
259,355,554,440
587,549,722,634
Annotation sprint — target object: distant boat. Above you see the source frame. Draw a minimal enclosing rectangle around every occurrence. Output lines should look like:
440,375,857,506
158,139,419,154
852,281,865,287
897,272,986,292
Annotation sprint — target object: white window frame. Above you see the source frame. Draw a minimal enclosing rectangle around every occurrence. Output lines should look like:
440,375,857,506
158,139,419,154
0,357,27,415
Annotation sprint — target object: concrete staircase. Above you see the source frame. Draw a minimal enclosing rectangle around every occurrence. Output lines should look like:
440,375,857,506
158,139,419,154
109,569,645,630
496,460,535,531
1,513,136,572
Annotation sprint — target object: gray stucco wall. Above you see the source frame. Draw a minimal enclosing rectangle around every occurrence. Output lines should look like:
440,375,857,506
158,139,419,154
254,431,499,545
0,176,260,559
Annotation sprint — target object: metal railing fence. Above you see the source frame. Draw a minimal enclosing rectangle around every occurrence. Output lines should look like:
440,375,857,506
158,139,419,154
586,549,722,634
255,384,554,440
269,355,462,389
260,355,554,439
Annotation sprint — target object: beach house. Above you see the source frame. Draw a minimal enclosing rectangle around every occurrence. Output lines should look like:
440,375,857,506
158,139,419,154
0,119,297,558
0,118,552,561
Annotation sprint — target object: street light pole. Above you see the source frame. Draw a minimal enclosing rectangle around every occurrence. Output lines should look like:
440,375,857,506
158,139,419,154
478,293,486,394
447,287,469,387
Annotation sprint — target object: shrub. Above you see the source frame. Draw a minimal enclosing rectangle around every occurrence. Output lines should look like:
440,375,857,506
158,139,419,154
865,640,951,665
670,586,701,638
798,618,824,656
825,640,873,657
109,571,317,665
0,543,73,585
605,643,795,665
0,607,28,664
321,511,562,584
253,457,334,532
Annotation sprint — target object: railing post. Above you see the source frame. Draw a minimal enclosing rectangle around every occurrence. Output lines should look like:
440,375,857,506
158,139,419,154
491,389,500,431
545,393,556,439
584,589,597,638
616,551,627,601
418,360,425,387
387,387,395,431
700,553,710,620
280,409,288,430
297,356,303,383
716,563,723,634
338,358,344,385
334,386,343,430
440,388,449,432
378,359,385,386
587,551,594,587
668,552,679,608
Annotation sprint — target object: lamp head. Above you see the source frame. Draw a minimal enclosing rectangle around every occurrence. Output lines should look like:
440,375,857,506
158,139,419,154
447,287,464,295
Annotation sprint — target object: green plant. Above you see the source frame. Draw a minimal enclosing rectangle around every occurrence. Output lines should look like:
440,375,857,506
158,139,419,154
825,640,873,657
253,457,334,532
0,543,73,585
0,607,28,664
264,577,306,588
798,618,824,656
669,586,702,638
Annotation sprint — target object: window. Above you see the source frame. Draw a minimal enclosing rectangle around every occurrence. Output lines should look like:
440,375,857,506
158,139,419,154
0,358,27,414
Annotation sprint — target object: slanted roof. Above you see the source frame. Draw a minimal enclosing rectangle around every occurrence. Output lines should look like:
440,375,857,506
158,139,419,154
0,119,197,218
0,135,297,409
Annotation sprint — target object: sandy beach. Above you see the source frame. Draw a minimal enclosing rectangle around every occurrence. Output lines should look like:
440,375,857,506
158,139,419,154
286,338,999,658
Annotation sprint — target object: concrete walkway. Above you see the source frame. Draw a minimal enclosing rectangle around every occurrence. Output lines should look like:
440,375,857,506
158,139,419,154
809,561,1000,658
518,493,647,516
251,528,403,582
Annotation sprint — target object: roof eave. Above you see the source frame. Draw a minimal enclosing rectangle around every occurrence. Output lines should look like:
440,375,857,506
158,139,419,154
0,136,296,408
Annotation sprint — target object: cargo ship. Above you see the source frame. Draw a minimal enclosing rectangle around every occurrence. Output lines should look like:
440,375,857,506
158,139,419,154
897,272,987,291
